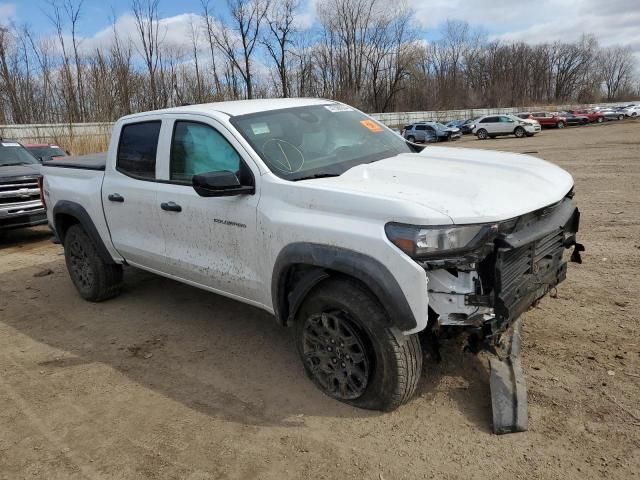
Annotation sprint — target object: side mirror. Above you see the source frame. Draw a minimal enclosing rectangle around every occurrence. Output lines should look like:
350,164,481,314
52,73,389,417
192,171,255,197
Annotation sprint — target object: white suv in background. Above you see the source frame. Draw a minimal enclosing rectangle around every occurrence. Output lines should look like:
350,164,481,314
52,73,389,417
472,114,541,139
622,105,639,117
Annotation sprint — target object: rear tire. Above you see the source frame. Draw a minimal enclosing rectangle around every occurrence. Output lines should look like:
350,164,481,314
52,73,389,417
407,135,416,143
295,277,422,411
618,114,624,120
514,126,526,138
64,224,123,302
476,128,488,140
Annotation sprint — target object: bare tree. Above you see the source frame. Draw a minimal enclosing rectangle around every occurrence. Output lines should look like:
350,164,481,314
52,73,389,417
131,0,163,109
211,0,270,99
600,45,635,101
262,0,298,97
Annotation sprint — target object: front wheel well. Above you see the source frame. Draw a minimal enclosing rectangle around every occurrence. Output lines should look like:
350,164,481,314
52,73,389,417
278,264,391,329
54,213,81,243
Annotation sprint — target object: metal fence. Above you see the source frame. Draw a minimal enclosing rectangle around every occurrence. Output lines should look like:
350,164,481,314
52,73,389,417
0,101,633,143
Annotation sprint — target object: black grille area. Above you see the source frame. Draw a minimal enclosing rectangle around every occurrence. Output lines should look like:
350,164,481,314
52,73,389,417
494,229,566,322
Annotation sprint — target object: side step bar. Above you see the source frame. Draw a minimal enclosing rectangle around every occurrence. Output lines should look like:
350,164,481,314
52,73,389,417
488,318,529,434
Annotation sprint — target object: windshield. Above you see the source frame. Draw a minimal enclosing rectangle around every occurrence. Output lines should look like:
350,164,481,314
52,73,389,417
0,142,39,166
27,146,66,162
231,105,411,181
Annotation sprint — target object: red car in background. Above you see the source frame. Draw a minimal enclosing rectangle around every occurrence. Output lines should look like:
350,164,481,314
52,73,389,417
516,112,568,128
24,143,69,163
570,110,605,123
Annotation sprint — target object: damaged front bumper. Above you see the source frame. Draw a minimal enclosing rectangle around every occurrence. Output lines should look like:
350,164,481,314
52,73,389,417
423,194,584,341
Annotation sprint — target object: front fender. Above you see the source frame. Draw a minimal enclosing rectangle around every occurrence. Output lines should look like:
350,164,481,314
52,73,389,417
272,242,419,332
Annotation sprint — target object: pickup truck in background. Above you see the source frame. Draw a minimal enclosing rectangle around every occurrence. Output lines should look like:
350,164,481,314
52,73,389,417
41,99,583,417
24,143,69,163
0,140,46,231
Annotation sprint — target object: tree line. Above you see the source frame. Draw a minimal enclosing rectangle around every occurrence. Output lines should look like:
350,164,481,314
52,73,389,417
0,0,637,125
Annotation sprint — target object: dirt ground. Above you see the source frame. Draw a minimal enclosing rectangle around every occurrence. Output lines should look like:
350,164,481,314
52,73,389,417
1,120,639,480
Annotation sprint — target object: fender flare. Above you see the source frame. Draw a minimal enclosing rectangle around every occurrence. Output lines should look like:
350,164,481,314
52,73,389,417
52,200,116,264
272,242,418,331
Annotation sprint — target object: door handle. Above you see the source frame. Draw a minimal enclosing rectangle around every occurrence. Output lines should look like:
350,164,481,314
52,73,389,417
161,201,182,212
108,193,124,202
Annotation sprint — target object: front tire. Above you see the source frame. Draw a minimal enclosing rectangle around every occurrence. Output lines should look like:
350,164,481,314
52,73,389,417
557,121,565,129
295,278,422,411
618,114,624,120
597,116,604,123
514,126,526,138
476,128,488,140
64,224,123,301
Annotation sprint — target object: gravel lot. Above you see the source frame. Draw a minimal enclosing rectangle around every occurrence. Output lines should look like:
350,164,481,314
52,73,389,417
1,120,639,479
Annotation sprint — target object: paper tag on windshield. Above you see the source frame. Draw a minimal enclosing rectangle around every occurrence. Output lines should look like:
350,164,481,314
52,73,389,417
1,142,21,147
250,122,270,135
325,104,353,112
51,145,60,149
360,120,383,132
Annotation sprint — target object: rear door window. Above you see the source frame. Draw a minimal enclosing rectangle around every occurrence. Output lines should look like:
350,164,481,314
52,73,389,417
117,121,161,179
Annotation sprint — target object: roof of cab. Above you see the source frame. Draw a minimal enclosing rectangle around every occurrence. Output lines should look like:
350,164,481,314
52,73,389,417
120,98,338,122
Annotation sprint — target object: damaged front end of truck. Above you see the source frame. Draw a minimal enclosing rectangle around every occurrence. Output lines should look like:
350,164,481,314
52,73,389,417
386,190,584,433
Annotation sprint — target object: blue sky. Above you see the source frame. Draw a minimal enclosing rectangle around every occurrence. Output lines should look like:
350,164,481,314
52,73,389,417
3,0,640,57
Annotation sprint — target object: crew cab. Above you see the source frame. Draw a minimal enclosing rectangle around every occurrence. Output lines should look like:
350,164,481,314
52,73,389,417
42,99,582,412
1,140,46,231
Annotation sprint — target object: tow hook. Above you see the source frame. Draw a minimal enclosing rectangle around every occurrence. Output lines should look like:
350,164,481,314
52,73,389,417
488,318,529,434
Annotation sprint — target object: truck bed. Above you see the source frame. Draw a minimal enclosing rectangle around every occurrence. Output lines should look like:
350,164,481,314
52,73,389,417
45,153,106,171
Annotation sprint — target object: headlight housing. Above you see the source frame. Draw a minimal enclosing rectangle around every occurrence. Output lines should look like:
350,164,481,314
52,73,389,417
385,223,496,259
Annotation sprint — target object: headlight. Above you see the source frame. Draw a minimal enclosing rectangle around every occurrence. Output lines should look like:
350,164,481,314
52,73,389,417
385,223,495,258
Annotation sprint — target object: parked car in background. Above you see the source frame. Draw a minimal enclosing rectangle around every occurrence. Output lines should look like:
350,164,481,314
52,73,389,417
599,109,625,121
402,123,437,143
24,144,69,163
556,112,590,125
517,112,567,128
571,110,605,123
447,118,476,134
622,105,639,117
427,122,462,142
0,139,46,231
473,114,541,139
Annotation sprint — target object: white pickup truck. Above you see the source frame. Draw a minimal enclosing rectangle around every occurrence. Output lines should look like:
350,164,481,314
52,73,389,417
41,98,583,415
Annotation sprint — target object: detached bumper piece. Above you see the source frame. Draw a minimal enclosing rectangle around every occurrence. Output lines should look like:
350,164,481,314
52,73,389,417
489,318,528,434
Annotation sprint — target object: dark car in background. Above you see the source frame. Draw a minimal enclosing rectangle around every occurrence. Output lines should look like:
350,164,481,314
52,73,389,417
446,118,476,134
404,121,461,143
0,140,46,231
24,143,69,163
556,111,590,125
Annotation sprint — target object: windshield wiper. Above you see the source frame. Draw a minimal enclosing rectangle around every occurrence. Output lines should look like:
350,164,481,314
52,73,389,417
293,172,341,181
0,162,34,167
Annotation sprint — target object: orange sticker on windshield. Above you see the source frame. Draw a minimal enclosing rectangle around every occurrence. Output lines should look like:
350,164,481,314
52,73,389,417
360,120,383,132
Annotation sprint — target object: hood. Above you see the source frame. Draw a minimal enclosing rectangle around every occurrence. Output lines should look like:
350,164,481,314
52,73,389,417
307,146,574,225
0,163,41,180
